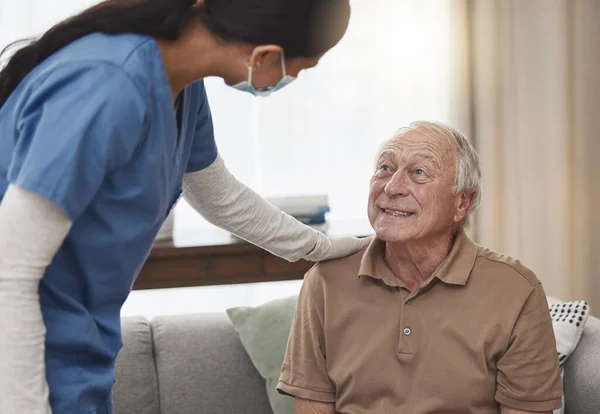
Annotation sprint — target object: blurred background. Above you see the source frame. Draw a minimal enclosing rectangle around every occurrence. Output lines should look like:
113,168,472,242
1,0,598,317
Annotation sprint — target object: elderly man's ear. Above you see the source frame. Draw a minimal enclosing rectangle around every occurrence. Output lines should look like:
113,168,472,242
454,192,476,223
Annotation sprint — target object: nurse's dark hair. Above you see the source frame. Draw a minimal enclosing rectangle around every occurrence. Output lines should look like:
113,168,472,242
0,0,350,108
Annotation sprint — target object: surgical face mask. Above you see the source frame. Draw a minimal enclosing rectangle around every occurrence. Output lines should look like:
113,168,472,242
232,53,296,97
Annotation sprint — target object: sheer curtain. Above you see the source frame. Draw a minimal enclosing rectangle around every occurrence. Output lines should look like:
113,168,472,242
0,0,468,317
471,0,600,315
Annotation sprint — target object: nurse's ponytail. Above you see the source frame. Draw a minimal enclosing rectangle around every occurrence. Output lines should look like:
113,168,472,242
0,0,196,108
0,0,351,109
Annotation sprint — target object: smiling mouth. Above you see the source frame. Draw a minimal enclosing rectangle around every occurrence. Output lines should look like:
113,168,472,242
383,209,415,217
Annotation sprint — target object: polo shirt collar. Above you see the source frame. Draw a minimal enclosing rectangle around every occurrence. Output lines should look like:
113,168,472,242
432,230,478,285
358,237,402,288
358,230,478,287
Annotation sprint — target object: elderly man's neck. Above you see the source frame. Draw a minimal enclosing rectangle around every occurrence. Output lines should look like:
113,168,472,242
384,230,458,292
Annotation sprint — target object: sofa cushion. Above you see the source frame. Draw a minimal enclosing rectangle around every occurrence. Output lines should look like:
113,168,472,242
227,296,297,414
563,315,600,414
114,316,160,414
151,313,273,414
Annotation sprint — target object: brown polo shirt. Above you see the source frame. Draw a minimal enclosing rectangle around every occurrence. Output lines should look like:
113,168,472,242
277,231,562,413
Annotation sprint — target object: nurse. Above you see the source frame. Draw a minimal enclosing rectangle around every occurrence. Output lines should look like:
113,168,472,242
0,0,366,412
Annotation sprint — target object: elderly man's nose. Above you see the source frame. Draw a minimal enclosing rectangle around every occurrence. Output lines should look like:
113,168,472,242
384,171,409,196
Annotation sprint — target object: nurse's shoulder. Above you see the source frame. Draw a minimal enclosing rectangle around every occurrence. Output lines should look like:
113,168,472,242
32,33,158,101
3,34,157,220
5,34,156,194
11,35,151,143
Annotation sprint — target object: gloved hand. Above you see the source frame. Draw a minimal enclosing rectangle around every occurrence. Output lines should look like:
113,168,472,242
304,235,373,262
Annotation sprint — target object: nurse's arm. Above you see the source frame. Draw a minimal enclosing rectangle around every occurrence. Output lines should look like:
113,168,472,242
182,154,370,262
0,184,72,414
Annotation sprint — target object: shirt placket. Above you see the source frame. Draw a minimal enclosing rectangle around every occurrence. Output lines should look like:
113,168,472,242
398,288,421,355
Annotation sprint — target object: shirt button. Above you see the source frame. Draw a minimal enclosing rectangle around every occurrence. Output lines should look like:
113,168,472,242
406,299,414,305
403,327,412,336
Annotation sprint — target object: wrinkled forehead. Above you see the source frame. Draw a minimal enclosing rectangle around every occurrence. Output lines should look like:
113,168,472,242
377,128,456,166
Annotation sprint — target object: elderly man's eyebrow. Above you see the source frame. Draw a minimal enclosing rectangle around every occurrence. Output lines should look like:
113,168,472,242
410,152,442,168
376,150,442,169
377,150,396,162
412,153,437,162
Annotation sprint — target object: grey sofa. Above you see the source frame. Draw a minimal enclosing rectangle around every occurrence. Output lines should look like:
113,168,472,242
114,312,600,414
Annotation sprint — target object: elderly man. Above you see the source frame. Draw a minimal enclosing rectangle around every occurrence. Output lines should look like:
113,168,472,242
277,121,562,414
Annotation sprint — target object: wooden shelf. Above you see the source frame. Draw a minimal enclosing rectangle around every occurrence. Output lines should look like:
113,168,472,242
133,219,373,290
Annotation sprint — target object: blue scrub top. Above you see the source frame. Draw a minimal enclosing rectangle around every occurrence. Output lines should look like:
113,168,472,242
0,33,218,413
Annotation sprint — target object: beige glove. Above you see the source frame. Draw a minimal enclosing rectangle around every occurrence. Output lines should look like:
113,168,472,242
183,154,372,262
305,234,373,262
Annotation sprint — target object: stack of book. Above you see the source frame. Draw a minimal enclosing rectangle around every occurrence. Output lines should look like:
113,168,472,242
266,194,330,226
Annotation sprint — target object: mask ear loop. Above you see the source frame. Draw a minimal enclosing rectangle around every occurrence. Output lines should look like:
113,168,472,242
247,60,260,86
246,65,253,85
280,51,287,77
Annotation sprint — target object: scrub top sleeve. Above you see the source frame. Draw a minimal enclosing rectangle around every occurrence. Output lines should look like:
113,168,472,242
8,63,148,221
185,81,218,173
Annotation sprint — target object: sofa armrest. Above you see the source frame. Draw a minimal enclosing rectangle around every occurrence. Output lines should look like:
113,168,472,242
563,315,600,414
114,316,160,414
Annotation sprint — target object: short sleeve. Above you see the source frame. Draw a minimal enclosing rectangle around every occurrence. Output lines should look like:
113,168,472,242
495,283,563,411
185,81,217,173
8,63,147,221
277,268,336,403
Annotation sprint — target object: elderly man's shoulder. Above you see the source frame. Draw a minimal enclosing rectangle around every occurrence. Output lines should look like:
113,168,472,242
474,244,540,287
302,246,368,290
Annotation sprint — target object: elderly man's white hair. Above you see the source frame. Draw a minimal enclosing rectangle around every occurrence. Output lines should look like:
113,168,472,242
375,120,482,229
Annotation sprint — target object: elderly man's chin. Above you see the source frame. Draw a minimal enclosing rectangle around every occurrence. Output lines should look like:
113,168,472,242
371,212,418,243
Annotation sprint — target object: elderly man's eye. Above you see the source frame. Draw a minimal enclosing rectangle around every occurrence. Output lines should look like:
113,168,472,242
379,164,391,172
415,169,425,175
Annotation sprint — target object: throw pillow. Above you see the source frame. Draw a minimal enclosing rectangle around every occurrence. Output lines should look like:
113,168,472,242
227,296,298,414
547,298,590,414
549,299,590,366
